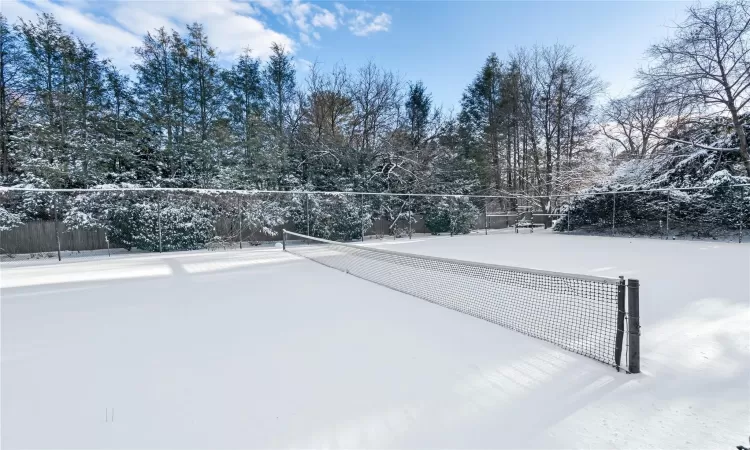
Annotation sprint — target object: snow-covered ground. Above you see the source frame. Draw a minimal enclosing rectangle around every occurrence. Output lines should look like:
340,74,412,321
2,229,748,449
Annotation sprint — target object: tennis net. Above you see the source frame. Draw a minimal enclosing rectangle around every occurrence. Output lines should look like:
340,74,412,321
283,230,635,372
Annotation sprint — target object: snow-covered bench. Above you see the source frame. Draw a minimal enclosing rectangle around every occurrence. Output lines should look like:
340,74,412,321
515,211,535,233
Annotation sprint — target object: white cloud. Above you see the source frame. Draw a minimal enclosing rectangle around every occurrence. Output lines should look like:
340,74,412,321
252,0,286,15
281,0,337,41
15,0,142,66
108,0,293,60
2,0,391,73
311,10,337,29
334,3,391,37
5,0,294,66
2,0,39,23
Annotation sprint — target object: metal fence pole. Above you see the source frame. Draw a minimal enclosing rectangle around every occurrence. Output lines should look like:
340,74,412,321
740,186,744,244
393,195,397,240
359,194,366,242
157,198,162,253
282,229,287,251
612,192,616,237
238,195,243,249
567,195,571,232
627,279,641,374
408,194,412,239
306,193,310,237
484,198,488,235
665,190,670,240
53,193,61,261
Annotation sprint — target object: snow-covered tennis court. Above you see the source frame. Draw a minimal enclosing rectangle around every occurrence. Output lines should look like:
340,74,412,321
2,230,748,449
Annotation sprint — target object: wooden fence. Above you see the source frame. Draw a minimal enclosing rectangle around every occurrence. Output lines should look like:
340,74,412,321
0,212,524,256
0,221,109,256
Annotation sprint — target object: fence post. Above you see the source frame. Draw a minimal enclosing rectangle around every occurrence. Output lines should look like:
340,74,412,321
739,186,744,244
408,194,412,239
361,193,365,242
282,229,287,251
665,190,670,240
612,192,616,237
614,276,625,371
53,193,61,261
157,199,162,253
306,193,310,237
627,279,641,374
484,198,488,235
237,195,243,249
567,196,571,232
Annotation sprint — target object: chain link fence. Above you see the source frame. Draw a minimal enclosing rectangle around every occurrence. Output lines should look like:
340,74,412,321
1,185,747,262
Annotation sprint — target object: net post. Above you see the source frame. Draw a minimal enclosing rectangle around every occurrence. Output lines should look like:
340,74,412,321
627,279,641,374
282,229,287,251
53,192,61,261
614,276,625,371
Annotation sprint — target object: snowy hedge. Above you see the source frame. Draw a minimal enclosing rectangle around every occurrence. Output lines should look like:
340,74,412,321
554,148,750,238
0,207,23,231
64,187,215,252
423,197,478,235
287,193,371,241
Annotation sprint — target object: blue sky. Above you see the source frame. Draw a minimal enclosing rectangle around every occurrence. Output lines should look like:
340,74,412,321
4,0,692,109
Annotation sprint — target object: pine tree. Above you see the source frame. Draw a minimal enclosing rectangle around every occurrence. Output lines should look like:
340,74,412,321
0,14,27,178
222,49,264,179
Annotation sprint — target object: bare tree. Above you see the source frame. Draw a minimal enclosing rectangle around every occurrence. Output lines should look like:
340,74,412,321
642,0,750,175
601,87,673,159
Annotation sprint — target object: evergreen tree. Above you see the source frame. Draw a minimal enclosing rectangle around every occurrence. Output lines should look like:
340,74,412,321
0,14,27,178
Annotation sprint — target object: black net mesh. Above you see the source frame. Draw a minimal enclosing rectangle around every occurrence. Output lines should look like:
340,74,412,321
284,230,625,369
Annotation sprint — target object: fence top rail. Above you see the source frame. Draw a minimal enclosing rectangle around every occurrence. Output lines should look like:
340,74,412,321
283,229,622,285
1,184,748,200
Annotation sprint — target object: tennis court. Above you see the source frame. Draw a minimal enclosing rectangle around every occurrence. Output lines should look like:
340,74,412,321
2,230,747,449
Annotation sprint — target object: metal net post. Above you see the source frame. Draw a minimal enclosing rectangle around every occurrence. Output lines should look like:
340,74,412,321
615,276,625,371
627,279,641,374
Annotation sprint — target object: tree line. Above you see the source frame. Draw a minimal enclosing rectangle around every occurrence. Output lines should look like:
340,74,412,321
1,0,748,214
